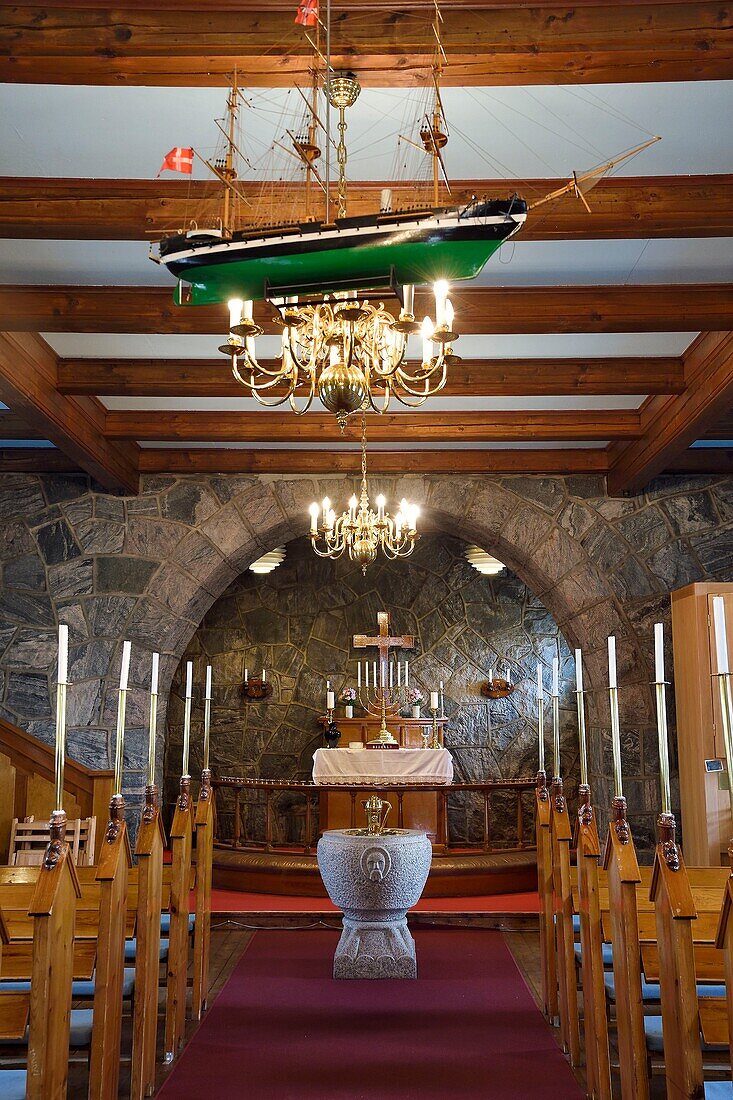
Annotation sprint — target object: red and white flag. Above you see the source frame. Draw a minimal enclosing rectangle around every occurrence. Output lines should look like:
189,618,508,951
157,147,194,176
295,0,318,27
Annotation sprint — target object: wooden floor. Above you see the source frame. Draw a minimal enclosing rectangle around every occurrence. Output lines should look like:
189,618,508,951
53,922,668,1097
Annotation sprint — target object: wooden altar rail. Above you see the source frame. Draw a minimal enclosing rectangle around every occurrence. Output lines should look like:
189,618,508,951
212,777,536,854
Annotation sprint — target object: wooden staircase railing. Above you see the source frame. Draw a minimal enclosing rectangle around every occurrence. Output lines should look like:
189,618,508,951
0,716,114,859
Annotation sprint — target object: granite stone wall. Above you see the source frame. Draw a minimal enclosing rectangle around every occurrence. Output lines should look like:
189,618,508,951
164,533,578,846
0,469,729,852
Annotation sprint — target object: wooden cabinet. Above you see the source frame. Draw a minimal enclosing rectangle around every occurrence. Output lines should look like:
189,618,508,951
671,582,733,865
322,715,447,748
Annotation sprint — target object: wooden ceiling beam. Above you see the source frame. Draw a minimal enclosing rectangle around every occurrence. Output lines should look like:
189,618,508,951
0,447,79,474
137,446,611,475
607,331,733,494
2,3,731,86
2,175,731,241
0,332,140,493
105,408,640,443
0,413,44,440
666,446,733,474
4,285,731,335
58,355,684,398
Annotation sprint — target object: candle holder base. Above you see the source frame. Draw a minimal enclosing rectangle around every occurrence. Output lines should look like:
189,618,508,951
551,775,566,815
105,792,125,844
142,783,159,823
536,769,549,803
43,808,67,871
657,811,680,871
177,774,192,812
199,767,213,802
577,783,594,827
611,795,630,845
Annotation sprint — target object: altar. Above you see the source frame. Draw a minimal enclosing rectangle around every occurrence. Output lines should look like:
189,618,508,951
313,746,453,845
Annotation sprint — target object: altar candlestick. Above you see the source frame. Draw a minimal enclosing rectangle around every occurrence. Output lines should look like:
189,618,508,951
405,661,409,687
714,596,730,674
373,660,377,687
506,667,512,686
389,663,393,688
653,623,672,815
244,667,249,684
54,624,69,811
488,667,494,684
439,680,444,718
203,664,213,772
397,662,401,687
430,690,439,710
182,660,193,777
114,639,131,796
326,688,335,710
551,657,560,777
148,652,159,787
654,621,665,685
575,649,587,787
608,636,623,797
365,661,369,688
537,675,545,775
262,668,266,683
358,663,362,688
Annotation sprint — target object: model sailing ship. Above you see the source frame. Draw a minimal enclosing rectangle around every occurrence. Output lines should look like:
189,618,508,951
153,5,528,307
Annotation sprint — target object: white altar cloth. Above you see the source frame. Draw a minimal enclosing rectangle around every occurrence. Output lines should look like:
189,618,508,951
312,747,453,786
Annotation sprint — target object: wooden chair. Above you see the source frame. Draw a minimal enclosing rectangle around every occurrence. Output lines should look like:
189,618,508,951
8,816,96,866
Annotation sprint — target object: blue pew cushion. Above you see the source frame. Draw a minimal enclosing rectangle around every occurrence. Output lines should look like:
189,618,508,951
0,968,136,1000
574,942,614,967
125,937,169,963
705,1083,733,1099
645,1015,723,1055
0,1009,93,1048
0,1070,26,1100
160,913,195,935
603,973,727,1005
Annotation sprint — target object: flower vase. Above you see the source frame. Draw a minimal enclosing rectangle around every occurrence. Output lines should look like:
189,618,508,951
345,705,354,718
412,705,421,719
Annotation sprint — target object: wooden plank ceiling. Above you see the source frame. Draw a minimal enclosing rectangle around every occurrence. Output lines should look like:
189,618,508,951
0,0,731,494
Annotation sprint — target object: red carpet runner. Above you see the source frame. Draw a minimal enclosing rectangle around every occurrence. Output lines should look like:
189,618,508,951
158,929,583,1099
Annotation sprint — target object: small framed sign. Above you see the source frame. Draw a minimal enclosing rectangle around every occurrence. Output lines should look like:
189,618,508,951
705,759,725,773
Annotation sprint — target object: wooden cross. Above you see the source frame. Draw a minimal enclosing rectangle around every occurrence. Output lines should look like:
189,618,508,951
353,611,415,689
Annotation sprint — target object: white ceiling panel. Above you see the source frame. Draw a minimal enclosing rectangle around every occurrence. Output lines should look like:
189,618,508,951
3,236,730,289
137,439,608,450
100,394,644,412
43,331,698,359
1,81,732,181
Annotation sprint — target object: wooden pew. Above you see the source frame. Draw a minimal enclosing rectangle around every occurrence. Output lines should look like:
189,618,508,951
575,784,612,1100
535,771,558,1023
603,796,650,1100
165,776,194,1063
26,808,81,1099
193,770,214,1020
0,906,30,1099
550,776,580,1065
88,796,133,1100
131,785,166,1100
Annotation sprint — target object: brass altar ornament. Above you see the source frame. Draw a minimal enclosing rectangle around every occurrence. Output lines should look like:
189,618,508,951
362,794,392,836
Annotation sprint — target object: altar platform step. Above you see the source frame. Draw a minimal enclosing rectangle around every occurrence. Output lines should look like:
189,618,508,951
211,845,537,899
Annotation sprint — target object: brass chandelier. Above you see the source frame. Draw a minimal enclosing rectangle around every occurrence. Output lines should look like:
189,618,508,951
308,416,419,571
224,282,458,429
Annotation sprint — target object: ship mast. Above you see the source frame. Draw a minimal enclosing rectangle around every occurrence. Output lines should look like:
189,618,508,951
420,2,449,208
222,72,239,236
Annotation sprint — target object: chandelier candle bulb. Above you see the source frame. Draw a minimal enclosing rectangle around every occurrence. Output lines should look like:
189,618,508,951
575,649,588,788
148,651,159,787
653,624,672,816
243,300,253,322
444,298,454,331
228,298,243,330
607,636,623,798
403,284,415,318
54,624,69,812
434,280,449,326
309,503,319,533
714,596,730,674
421,316,434,365
182,660,193,778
